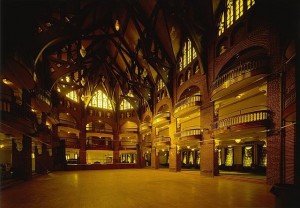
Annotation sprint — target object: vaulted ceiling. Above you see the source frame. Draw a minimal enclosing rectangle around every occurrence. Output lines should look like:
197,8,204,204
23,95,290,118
2,0,218,111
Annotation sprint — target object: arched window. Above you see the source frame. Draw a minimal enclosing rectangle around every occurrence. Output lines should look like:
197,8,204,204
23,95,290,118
66,90,78,102
120,99,133,110
218,0,252,36
179,38,197,70
157,79,165,91
89,90,112,110
236,0,244,20
226,0,234,28
247,0,255,10
187,39,192,63
218,13,225,36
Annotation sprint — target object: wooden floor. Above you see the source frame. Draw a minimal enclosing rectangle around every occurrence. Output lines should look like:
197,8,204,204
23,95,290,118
0,169,275,208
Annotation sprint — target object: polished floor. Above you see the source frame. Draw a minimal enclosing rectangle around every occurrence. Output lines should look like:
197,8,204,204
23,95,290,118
0,169,275,208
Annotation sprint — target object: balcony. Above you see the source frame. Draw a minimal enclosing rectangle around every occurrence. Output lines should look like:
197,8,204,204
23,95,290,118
0,98,37,134
174,95,201,118
86,126,113,134
65,138,79,149
212,109,271,131
210,58,269,101
31,88,52,113
174,129,203,141
153,136,170,148
86,144,113,150
139,121,152,134
152,112,170,128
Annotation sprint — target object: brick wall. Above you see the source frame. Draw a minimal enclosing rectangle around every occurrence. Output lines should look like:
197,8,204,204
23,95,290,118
284,123,295,184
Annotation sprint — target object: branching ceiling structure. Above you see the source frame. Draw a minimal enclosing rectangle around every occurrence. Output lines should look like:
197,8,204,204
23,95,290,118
2,0,216,111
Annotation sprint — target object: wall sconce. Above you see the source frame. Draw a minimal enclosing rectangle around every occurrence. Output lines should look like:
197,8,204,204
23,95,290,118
80,45,86,58
235,139,241,144
14,138,23,152
115,20,120,31
74,153,78,159
48,148,52,157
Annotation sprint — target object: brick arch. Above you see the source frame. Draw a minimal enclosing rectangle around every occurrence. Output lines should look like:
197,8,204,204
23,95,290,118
177,85,201,101
214,30,271,76
155,98,172,115
142,112,152,123
216,46,269,77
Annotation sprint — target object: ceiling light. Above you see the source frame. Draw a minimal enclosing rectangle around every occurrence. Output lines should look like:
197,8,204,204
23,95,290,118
0,144,4,148
115,20,120,31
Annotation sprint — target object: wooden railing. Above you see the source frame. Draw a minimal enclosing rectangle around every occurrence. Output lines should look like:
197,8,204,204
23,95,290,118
32,88,52,106
174,95,201,114
210,58,269,92
153,112,170,121
174,129,203,138
153,136,170,143
86,144,113,150
212,110,271,129
284,84,296,109
59,118,76,128
0,99,36,122
85,126,113,133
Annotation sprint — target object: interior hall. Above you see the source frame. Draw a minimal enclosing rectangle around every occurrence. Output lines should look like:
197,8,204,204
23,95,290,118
0,0,298,207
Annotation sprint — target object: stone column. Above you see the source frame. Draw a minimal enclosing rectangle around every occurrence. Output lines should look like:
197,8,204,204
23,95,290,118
169,144,181,172
35,143,49,174
12,135,32,180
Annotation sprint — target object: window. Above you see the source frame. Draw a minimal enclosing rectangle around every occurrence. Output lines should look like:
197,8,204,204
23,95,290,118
247,0,255,10
66,90,78,102
187,39,192,64
236,0,244,20
226,0,234,28
218,13,225,36
179,38,197,70
157,79,165,91
179,57,183,71
183,42,187,68
218,0,251,36
120,99,133,110
89,90,112,109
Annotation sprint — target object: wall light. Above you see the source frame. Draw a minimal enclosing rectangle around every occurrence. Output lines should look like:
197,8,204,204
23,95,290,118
115,20,120,31
235,139,241,143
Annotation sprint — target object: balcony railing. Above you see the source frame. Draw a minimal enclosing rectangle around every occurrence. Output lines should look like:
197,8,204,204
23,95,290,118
86,144,113,150
152,112,170,127
211,58,269,92
153,136,170,143
32,88,52,107
140,121,152,133
284,84,296,109
59,118,76,128
212,110,271,129
86,126,113,133
0,99,36,123
174,129,203,139
174,95,201,115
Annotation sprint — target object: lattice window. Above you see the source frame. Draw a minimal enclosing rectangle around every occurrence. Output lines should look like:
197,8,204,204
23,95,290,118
218,12,225,36
247,0,255,10
66,90,78,102
89,90,112,109
226,0,234,28
236,0,244,20
120,99,133,110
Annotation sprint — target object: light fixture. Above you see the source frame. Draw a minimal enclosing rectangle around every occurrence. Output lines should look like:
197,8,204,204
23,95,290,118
80,45,86,58
235,139,241,143
0,144,4,148
115,20,120,31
